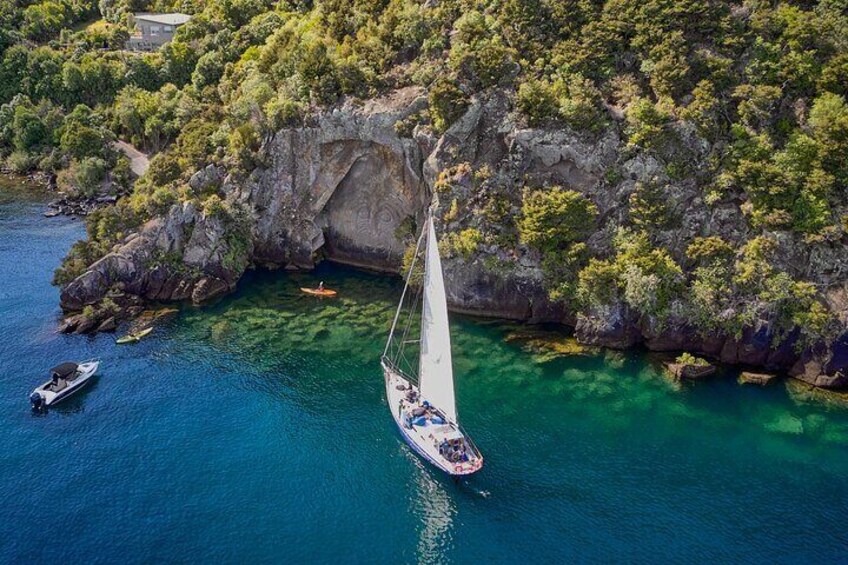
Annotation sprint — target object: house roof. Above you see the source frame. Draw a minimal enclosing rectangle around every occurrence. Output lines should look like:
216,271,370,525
134,13,192,26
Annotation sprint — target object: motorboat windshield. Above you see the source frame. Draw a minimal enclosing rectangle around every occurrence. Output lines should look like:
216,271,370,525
51,362,78,380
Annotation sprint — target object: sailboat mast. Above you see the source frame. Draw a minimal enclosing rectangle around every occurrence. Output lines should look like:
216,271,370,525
383,219,427,359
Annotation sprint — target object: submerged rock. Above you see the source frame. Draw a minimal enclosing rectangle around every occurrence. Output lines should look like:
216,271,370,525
786,379,848,408
505,329,599,361
738,372,779,386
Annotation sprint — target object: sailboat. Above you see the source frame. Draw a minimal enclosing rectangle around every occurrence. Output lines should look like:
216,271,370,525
382,215,483,476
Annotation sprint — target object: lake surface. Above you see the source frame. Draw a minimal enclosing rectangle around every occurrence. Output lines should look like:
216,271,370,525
2,183,848,563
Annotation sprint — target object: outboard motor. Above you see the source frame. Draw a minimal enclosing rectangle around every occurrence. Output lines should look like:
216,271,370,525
30,392,44,411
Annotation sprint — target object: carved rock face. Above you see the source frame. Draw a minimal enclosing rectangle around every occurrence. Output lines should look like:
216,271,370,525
319,143,418,269
243,88,430,270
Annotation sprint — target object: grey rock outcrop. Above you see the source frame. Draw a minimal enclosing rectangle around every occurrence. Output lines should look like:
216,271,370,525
60,200,241,313
243,86,431,271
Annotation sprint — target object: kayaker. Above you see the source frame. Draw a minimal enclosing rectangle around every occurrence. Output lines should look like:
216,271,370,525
318,281,325,292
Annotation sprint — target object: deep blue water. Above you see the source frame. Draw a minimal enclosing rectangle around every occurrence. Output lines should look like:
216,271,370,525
2,183,848,563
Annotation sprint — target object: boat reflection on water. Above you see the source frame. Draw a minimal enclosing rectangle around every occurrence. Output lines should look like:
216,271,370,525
411,467,457,563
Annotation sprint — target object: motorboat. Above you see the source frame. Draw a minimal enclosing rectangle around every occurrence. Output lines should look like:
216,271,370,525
381,215,483,476
30,361,99,409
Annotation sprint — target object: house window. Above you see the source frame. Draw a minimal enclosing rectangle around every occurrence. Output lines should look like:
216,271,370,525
150,25,161,36
164,26,173,32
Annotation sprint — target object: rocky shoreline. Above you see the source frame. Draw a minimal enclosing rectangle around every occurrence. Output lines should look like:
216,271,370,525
53,87,848,391
44,194,118,217
1,169,122,218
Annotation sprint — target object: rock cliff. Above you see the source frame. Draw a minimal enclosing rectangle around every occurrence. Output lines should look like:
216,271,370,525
58,86,848,387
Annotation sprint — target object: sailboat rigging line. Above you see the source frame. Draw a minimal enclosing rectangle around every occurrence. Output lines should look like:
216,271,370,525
396,277,423,372
383,219,427,358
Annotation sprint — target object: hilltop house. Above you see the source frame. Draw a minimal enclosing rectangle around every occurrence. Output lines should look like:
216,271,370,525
126,13,191,51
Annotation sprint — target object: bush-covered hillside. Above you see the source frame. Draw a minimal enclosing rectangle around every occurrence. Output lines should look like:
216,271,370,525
1,0,847,352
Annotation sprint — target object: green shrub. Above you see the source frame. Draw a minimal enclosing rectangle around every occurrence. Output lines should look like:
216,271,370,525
576,258,620,307
686,237,734,264
629,180,675,229
448,11,516,88
202,194,227,219
676,352,708,366
516,79,559,127
625,97,673,150
516,75,606,132
228,123,261,170
428,78,468,134
146,152,181,186
576,228,683,318
264,94,303,131
5,150,36,173
53,239,105,286
76,157,107,196
110,155,133,191
441,228,483,259
519,187,597,253
401,241,424,286
58,157,107,197
60,123,106,160
541,243,589,301
680,80,722,138
557,75,607,133
722,128,834,234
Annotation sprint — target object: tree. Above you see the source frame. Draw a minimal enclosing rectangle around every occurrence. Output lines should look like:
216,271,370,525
126,53,164,91
192,51,225,90
557,74,606,132
680,80,723,139
576,228,683,317
625,97,673,150
12,105,48,151
162,41,199,87
0,46,28,104
61,123,106,160
58,157,107,197
22,2,68,42
519,187,597,253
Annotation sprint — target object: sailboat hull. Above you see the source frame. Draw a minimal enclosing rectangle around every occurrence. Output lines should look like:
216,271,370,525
383,362,483,476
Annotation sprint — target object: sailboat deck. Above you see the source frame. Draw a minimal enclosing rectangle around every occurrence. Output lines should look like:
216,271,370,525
385,367,482,475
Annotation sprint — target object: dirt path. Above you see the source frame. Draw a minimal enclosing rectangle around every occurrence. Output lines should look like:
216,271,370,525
114,141,150,177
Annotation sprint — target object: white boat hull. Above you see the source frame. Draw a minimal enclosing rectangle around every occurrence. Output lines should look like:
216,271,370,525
31,361,99,407
383,361,482,476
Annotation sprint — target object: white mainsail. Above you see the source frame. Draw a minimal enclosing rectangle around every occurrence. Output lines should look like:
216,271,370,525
418,217,458,423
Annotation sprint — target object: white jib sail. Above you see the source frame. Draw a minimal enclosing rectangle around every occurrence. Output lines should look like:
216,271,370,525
419,216,458,423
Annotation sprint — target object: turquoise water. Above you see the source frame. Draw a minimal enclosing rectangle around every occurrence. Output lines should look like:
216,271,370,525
2,184,848,562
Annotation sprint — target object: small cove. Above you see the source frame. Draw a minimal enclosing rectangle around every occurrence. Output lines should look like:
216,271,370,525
2,184,848,562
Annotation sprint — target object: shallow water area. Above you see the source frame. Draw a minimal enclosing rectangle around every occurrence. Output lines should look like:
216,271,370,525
2,182,848,563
